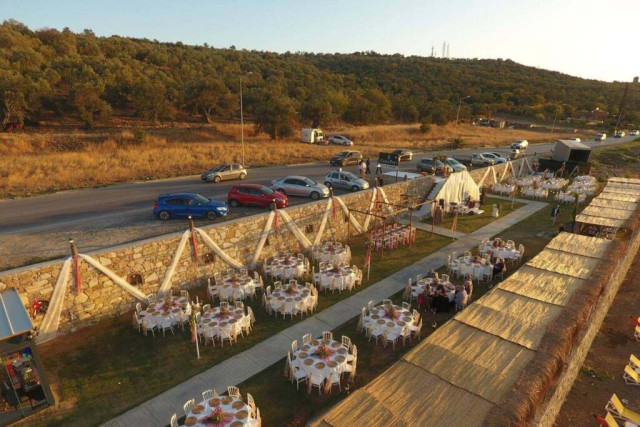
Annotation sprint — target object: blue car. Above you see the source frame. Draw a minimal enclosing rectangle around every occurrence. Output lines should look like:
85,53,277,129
153,193,228,221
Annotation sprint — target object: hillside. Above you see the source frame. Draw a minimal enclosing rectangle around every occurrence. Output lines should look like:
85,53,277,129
1,19,638,135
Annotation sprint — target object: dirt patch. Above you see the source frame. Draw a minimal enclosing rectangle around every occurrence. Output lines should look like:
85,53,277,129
555,249,640,425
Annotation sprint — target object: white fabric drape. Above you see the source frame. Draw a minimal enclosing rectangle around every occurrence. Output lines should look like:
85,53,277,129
500,162,512,182
313,199,334,245
278,210,313,249
195,228,244,269
36,258,71,343
362,188,378,231
477,167,491,188
158,230,190,294
335,197,364,234
378,187,394,214
251,210,275,268
433,171,480,211
490,166,497,185
79,254,148,301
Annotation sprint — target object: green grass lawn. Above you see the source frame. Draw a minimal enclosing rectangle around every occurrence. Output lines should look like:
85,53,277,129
428,197,524,234
590,139,640,179
34,230,450,426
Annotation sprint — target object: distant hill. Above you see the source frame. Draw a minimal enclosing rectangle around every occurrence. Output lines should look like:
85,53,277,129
1,19,638,135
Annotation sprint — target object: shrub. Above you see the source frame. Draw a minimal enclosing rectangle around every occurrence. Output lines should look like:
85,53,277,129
451,137,464,149
419,117,432,134
133,127,147,145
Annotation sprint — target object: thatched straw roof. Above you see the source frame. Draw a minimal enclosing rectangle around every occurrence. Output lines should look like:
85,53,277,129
313,229,612,427
590,198,638,211
580,205,634,220
608,177,640,185
596,192,640,202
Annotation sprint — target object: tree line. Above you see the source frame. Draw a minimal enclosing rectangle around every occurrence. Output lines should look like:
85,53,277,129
1,20,638,138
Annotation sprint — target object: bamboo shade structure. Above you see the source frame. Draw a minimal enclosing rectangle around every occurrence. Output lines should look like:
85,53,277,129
574,214,626,228
498,266,584,306
596,192,640,202
546,232,610,258
608,177,640,185
590,198,637,211
580,205,633,221
526,248,601,279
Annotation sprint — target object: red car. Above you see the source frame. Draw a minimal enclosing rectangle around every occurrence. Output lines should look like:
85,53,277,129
228,184,288,209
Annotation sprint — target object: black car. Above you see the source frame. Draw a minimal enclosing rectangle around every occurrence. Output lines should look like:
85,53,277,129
329,150,363,167
392,149,413,162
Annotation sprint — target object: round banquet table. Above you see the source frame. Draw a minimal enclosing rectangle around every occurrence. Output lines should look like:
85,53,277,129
313,243,350,265
183,394,256,427
199,306,248,339
479,242,520,260
141,296,191,328
362,304,415,338
522,187,548,199
412,278,455,302
292,338,349,383
209,274,255,301
492,183,515,195
268,284,313,315
270,256,305,280
455,256,492,280
318,266,356,292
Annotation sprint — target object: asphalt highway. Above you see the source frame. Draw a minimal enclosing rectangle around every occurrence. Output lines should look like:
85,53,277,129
0,135,634,236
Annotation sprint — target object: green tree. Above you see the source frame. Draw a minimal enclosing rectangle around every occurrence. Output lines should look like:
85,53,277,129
252,80,296,139
132,79,173,122
182,77,235,123
70,82,111,127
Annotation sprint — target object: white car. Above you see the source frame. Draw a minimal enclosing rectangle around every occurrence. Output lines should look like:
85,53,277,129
568,137,581,143
481,152,508,164
327,135,354,146
615,131,626,138
630,130,639,136
595,133,607,141
445,158,467,172
511,140,528,149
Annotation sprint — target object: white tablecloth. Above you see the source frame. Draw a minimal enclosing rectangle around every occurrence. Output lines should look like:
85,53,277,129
268,284,313,315
492,183,515,195
480,242,520,260
313,243,350,265
184,395,256,427
515,176,541,188
271,257,305,279
556,191,587,204
141,296,191,328
199,306,248,340
209,275,256,301
363,304,414,336
455,256,492,280
372,225,416,249
538,178,568,191
522,187,548,199
292,339,349,383
412,279,455,302
318,267,356,292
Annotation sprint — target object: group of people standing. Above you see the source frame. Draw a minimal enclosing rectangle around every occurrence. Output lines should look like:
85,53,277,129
415,270,474,314
357,158,386,186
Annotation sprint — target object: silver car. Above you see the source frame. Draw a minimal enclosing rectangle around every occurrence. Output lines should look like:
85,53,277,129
270,176,330,200
324,171,370,192
201,163,247,183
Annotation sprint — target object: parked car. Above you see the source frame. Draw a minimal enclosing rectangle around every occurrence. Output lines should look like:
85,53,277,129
327,135,354,146
455,153,494,167
329,150,363,167
201,163,247,183
615,131,626,138
227,184,287,209
324,171,370,192
567,137,581,143
391,149,413,162
445,157,467,172
595,133,607,141
153,193,228,221
270,176,330,200
511,140,529,149
481,152,508,164
416,158,444,173
630,130,639,136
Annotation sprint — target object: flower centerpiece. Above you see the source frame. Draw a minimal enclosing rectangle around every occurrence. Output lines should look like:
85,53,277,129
313,343,336,360
200,407,233,427
327,242,335,253
230,274,239,283
283,254,293,265
330,263,341,273
384,304,399,320
286,283,299,295
162,296,176,312
218,305,230,318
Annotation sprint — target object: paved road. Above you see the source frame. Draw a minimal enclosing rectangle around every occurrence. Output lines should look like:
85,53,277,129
0,135,634,270
0,136,633,235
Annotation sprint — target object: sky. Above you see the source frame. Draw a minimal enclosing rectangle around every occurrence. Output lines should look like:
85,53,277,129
4,0,639,82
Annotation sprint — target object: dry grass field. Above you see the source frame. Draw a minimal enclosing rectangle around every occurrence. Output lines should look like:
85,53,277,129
0,121,582,198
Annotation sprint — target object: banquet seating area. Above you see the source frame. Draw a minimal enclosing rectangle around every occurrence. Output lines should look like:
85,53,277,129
133,292,192,337
172,386,260,427
495,173,600,204
197,302,255,347
360,301,422,348
263,280,318,319
370,224,416,251
285,331,357,395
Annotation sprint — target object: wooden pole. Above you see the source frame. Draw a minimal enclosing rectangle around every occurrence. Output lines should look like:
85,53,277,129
409,208,413,248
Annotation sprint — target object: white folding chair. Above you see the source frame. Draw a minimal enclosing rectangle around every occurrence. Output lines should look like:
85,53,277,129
183,398,195,417
227,386,241,398
322,331,333,340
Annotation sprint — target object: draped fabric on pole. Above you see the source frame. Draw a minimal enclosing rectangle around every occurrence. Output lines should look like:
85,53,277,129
500,162,513,182
278,210,313,249
195,228,244,269
335,197,364,234
523,157,533,175
36,258,71,343
477,167,492,188
362,188,378,231
377,187,394,215
313,199,334,245
80,255,148,302
251,210,276,268
158,230,190,295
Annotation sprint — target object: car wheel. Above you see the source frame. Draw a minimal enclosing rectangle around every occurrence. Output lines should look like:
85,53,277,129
239,173,246,180
159,211,170,221
277,188,286,195
310,191,320,200
351,185,359,192
213,176,221,183
268,201,276,210
206,211,217,221
229,199,239,208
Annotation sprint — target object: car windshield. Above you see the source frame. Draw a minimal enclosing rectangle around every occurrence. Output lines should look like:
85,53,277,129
338,151,349,156
193,195,210,204
209,164,227,172
302,178,316,186
447,158,461,165
342,172,358,181
261,186,274,195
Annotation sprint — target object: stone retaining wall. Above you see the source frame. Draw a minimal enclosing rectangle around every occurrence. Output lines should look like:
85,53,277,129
0,177,434,335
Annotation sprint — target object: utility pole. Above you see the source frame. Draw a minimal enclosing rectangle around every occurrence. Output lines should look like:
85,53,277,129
239,71,253,167
452,95,470,149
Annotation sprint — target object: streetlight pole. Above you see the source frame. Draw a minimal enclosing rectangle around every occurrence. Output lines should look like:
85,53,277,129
452,95,470,149
239,72,252,167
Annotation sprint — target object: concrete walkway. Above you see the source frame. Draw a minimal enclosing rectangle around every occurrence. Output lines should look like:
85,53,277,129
104,199,547,427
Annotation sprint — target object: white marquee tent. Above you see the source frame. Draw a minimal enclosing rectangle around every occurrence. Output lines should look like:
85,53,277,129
431,171,480,212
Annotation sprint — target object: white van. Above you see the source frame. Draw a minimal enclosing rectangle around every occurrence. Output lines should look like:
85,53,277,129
511,140,528,149
301,128,324,144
